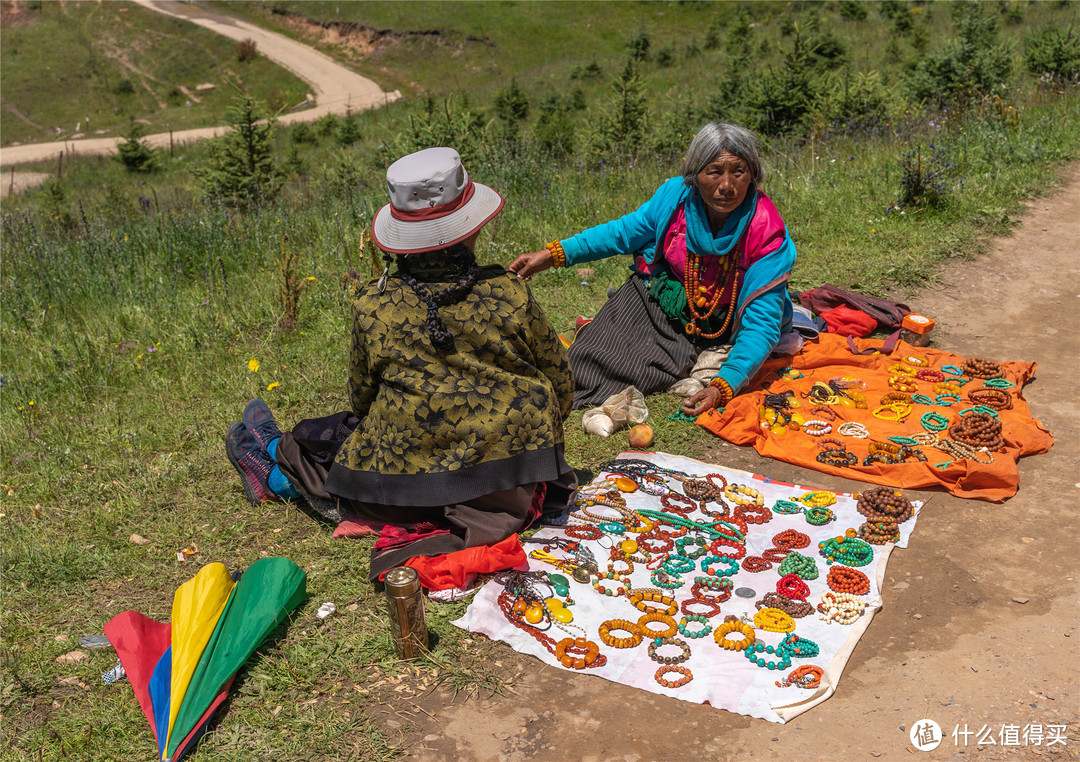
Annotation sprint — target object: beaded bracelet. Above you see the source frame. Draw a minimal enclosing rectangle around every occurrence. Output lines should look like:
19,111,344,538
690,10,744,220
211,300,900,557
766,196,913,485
916,368,946,382
714,619,755,651
941,364,964,377
678,614,713,639
772,529,811,549
874,402,912,421
782,632,821,658
753,607,797,633
554,637,603,669
901,354,929,367
741,555,772,572
544,240,566,268
776,573,810,601
655,664,693,688
592,572,632,597
778,552,819,580
934,381,963,396
681,596,722,618
804,506,837,525
776,664,824,689
858,519,900,545
817,437,846,452
827,565,870,595
755,592,815,619
818,535,874,567
708,376,735,407
794,490,836,508
817,591,868,625
920,411,949,432
911,393,935,406
803,419,833,436
638,612,679,639
700,554,739,577
887,376,919,393
598,619,643,648
724,483,764,506
675,536,709,560
648,635,692,664
816,450,857,467
887,435,919,446
935,393,960,406
959,405,1000,419
838,421,870,438
967,387,1012,410
772,499,804,515
565,525,604,541
888,363,917,377
628,589,678,616
984,377,1014,389
744,640,793,670
650,570,684,590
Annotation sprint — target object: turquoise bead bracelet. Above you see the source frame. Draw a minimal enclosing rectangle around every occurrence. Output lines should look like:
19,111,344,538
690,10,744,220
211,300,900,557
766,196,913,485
700,555,739,577
804,506,836,526
744,641,793,670
941,364,964,377
984,377,1014,389
888,435,919,446
911,393,935,405
678,614,713,639
781,633,820,658
675,536,709,559
920,411,949,432
772,499,804,515
935,393,960,406
778,552,820,580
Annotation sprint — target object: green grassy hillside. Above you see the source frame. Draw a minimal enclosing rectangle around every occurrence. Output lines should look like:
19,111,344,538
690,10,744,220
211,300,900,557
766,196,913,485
0,0,310,146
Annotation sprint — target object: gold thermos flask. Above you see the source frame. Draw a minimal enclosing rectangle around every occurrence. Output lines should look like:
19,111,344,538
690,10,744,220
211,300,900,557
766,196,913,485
384,566,428,659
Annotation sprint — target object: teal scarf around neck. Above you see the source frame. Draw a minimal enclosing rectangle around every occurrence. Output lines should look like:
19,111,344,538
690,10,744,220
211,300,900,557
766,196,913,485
683,186,758,258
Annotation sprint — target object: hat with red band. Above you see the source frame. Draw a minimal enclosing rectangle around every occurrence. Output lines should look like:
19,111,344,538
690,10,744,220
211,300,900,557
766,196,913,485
371,147,505,254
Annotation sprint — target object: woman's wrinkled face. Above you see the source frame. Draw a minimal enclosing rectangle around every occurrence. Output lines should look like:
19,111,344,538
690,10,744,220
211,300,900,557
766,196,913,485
696,151,752,223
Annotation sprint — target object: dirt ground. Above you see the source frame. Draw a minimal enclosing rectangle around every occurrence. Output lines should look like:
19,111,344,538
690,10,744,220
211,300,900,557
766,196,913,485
382,170,1080,761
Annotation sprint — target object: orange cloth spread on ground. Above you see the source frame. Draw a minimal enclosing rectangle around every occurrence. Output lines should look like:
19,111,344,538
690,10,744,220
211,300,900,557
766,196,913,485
695,333,1053,502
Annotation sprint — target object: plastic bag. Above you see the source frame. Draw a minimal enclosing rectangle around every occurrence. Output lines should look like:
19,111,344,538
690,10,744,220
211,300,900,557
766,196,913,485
582,386,649,437
602,385,649,426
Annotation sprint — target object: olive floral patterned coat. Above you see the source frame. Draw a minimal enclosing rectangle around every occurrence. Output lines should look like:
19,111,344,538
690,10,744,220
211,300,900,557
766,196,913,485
322,261,574,508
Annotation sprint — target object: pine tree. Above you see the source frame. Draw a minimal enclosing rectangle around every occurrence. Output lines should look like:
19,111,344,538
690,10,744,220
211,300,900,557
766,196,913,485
592,60,648,158
194,95,281,207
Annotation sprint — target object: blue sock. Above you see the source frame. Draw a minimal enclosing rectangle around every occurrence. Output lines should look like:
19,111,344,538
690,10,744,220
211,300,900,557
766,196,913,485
265,438,299,500
268,466,299,500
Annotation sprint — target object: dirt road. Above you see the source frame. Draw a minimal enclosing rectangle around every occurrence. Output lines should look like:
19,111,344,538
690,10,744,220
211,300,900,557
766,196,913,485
395,171,1080,760
0,0,397,171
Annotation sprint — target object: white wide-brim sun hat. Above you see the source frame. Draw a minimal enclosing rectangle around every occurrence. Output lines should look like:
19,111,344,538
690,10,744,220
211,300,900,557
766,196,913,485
371,147,505,254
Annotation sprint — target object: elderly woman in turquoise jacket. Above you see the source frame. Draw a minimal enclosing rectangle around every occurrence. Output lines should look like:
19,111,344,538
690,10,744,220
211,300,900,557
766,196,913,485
510,122,798,417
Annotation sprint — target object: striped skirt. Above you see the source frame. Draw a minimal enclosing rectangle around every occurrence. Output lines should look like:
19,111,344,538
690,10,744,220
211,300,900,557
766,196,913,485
568,273,726,409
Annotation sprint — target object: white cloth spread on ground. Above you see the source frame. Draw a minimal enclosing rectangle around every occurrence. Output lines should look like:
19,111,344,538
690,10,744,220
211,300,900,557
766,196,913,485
454,452,922,723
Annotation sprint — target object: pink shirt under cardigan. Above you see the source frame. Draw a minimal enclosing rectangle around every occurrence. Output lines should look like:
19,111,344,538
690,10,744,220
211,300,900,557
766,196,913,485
635,190,788,304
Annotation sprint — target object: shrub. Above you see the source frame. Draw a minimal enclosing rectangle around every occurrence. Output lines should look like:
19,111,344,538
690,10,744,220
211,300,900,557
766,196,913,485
115,121,157,173
569,61,602,80
748,31,819,135
193,95,282,207
493,78,530,138
112,78,135,95
655,44,675,67
1003,2,1024,26
627,28,650,62
1024,25,1080,83
896,144,959,209
589,59,648,158
818,69,894,133
905,2,1013,105
683,40,701,60
236,38,258,63
336,111,362,146
810,30,848,68
290,122,318,145
314,113,340,137
838,1,868,21
384,95,486,166
535,96,577,156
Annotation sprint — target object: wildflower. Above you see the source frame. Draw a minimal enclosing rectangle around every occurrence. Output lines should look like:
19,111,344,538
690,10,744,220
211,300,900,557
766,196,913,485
248,358,260,373
871,228,876,233
305,276,316,282
266,381,281,391
29,401,34,406
147,347,155,353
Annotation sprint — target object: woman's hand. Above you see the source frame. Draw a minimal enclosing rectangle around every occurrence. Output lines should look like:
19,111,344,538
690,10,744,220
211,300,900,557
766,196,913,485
680,385,725,417
508,249,554,281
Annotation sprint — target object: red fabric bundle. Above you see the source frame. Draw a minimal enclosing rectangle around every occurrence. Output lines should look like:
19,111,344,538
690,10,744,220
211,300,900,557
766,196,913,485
404,534,527,591
820,305,878,337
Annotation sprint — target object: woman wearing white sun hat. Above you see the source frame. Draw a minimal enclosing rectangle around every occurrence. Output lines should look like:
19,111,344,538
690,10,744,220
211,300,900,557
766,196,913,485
226,147,577,580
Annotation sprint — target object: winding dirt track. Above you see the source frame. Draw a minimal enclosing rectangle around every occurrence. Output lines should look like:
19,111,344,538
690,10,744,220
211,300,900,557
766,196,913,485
0,0,397,169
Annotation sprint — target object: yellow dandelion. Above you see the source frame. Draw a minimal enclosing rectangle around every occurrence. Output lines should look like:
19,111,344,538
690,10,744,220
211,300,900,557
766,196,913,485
28,401,34,406
266,381,281,391
248,358,260,373
305,276,316,282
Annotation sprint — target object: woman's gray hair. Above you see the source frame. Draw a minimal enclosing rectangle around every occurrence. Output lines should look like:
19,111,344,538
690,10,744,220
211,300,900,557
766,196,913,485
681,122,765,191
